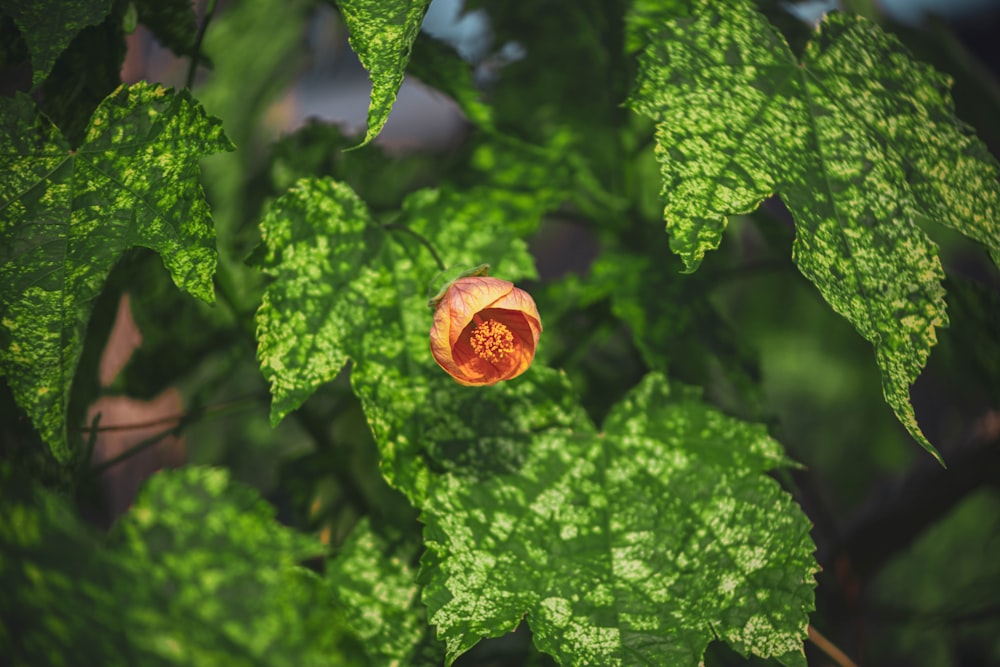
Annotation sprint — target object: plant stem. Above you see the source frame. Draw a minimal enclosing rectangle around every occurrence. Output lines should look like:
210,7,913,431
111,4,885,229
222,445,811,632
383,223,446,271
85,395,261,475
808,625,858,667
89,422,183,476
186,0,219,89
75,393,264,434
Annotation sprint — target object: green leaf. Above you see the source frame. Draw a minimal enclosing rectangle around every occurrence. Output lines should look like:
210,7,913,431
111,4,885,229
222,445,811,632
629,4,1000,462
408,33,494,131
0,82,233,461
255,178,386,426
420,372,816,666
0,0,112,86
266,120,447,211
327,518,444,666
0,464,334,666
255,177,548,502
336,0,432,147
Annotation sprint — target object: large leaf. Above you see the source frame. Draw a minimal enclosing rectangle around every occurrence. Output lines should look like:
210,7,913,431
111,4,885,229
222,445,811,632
0,0,112,86
0,465,335,666
336,0,432,147
0,83,233,461
255,178,548,502
420,372,816,666
629,3,1000,463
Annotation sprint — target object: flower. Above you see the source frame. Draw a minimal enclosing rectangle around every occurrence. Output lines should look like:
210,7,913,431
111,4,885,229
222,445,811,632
430,276,542,386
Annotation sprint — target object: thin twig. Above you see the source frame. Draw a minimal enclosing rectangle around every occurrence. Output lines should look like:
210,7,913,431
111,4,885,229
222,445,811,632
808,625,859,667
89,422,184,476
382,222,446,271
74,393,264,433
186,0,219,89
86,395,262,475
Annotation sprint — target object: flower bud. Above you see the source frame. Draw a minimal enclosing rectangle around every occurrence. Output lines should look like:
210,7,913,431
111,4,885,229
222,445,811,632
429,276,542,386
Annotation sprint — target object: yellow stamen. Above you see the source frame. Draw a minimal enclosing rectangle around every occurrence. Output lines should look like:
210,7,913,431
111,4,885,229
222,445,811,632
469,317,515,363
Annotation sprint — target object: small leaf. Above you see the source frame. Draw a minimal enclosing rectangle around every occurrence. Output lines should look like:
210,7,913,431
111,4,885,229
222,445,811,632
337,0,432,147
0,83,233,460
592,242,762,406
0,0,112,86
629,3,1000,462
408,33,494,131
421,372,816,666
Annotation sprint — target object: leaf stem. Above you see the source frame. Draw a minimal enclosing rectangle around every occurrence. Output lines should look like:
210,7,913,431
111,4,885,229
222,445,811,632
186,0,219,89
382,222,446,271
808,625,858,667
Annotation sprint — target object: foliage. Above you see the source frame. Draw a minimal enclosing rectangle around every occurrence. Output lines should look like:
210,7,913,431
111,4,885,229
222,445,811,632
1,0,998,665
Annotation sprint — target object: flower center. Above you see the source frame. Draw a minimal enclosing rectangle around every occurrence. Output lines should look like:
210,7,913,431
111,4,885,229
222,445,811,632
469,316,515,363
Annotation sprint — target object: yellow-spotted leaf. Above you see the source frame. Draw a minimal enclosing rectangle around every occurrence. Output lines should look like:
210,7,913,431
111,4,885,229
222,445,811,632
421,372,816,667
0,83,233,460
337,0,432,147
629,3,1000,463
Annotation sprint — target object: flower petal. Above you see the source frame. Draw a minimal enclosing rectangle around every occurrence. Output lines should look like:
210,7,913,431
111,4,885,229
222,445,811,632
444,277,515,349
429,277,542,386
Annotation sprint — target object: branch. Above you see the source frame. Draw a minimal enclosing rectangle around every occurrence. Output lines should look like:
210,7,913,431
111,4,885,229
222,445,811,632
186,0,219,89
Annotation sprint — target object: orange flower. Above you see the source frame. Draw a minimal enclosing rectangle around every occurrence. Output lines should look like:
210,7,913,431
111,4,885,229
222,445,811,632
430,276,542,386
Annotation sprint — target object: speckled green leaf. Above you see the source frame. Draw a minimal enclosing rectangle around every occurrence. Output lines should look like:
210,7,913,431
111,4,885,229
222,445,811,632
0,0,112,85
111,466,333,666
337,0,432,147
0,464,336,666
629,4,1000,462
0,83,232,461
408,33,494,131
255,178,383,425
255,178,546,502
421,372,816,666
327,518,444,666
